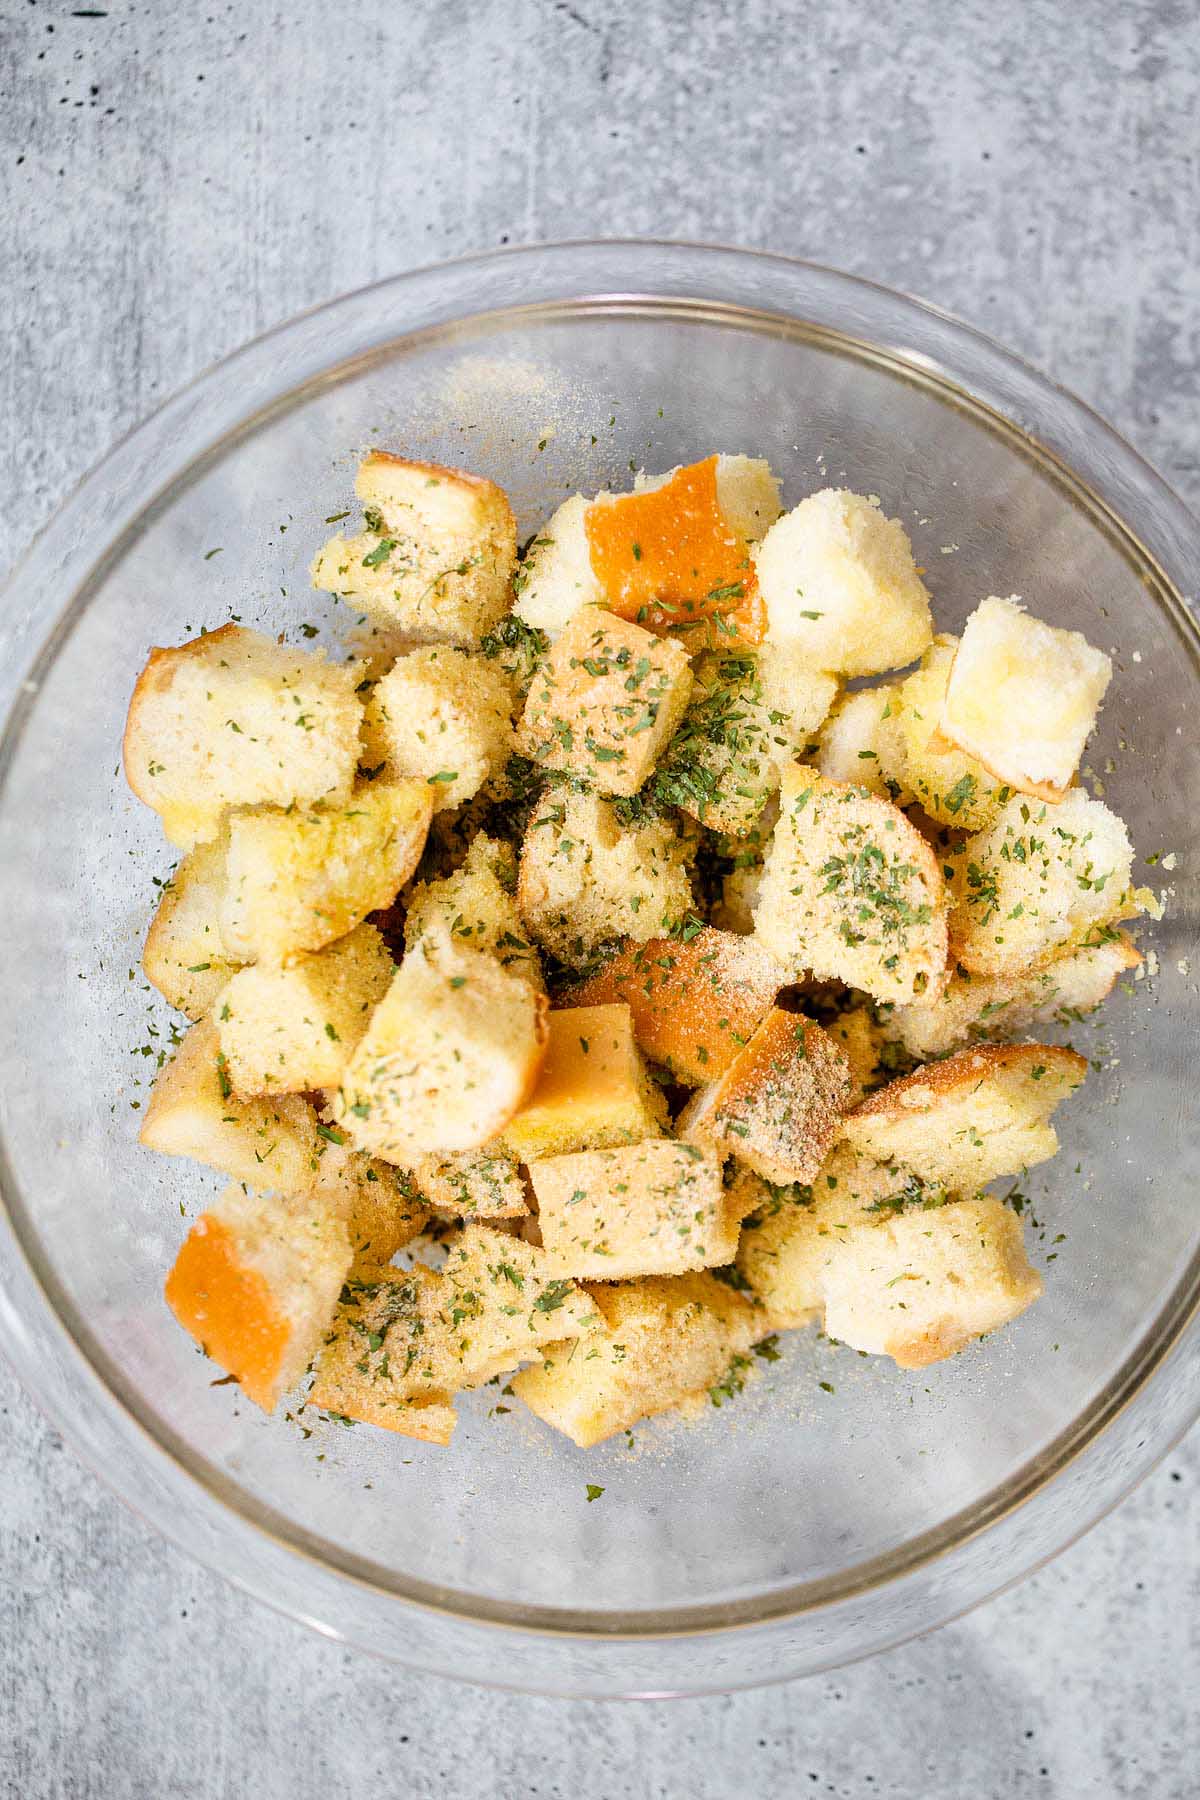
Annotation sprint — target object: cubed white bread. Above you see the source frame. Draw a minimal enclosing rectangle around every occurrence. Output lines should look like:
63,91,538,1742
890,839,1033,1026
403,832,543,989
164,1185,353,1412
511,1271,760,1447
654,651,790,832
413,1146,529,1220
517,788,694,967
753,643,840,750
816,683,912,805
502,1004,668,1162
936,597,1112,800
216,922,395,1097
529,1140,735,1279
885,933,1142,1059
334,941,549,1161
752,768,949,1003
753,490,933,676
950,789,1138,977
219,778,432,965
310,452,517,646
678,1011,852,1185
142,831,241,1019
840,1042,1087,1191
309,1227,597,1431
820,1195,1042,1368
512,495,605,638
366,644,515,812
123,625,362,847
566,925,785,1084
515,607,693,797
898,637,1006,830
734,1143,935,1328
314,1148,429,1262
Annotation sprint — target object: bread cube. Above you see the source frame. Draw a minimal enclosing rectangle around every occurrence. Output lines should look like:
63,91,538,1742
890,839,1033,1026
404,833,542,990
886,933,1142,1059
517,788,694,967
334,942,549,1161
502,1004,667,1162
515,607,693,797
565,925,785,1084
512,1270,760,1447
366,644,515,812
529,1140,734,1279
820,1196,1042,1368
124,625,362,847
816,684,912,805
753,489,933,676
512,495,606,638
950,789,1138,977
310,452,517,646
897,637,1005,830
841,1043,1087,1191
413,1146,529,1220
825,1006,894,1105
142,831,241,1019
315,1150,429,1262
936,597,1112,800
734,1142,943,1328
219,778,432,965
653,651,790,832
141,1015,331,1192
678,1011,852,1185
753,768,949,1003
309,1227,598,1433
477,611,550,699
216,923,395,1097
164,1185,352,1411
704,453,783,542
754,643,840,750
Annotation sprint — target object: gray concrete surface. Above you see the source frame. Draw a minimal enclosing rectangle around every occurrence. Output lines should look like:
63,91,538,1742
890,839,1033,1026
1,1,1198,1794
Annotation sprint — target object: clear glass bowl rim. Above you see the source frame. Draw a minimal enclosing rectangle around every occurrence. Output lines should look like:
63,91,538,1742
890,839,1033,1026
1,239,1197,1696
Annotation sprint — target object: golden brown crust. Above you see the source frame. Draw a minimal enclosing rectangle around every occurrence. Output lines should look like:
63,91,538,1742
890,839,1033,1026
122,624,245,804
848,1041,1088,1122
361,449,512,507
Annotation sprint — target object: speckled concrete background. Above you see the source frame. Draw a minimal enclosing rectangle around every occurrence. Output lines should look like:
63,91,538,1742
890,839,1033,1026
1,2,1198,1795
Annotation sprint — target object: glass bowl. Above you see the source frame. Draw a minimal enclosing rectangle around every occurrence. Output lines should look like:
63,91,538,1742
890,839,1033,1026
1,242,1197,1699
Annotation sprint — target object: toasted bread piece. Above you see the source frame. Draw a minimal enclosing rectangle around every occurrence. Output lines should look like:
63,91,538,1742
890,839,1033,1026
950,789,1138,977
653,651,792,832
309,1227,598,1431
887,933,1142,1059
512,495,606,638
413,1146,529,1220
821,1195,1042,1367
515,606,693,797
841,1043,1087,1190
529,1140,734,1279
753,489,933,676
164,1185,352,1411
585,457,765,645
123,625,362,847
753,769,949,1002
314,1150,429,1262
219,778,432,965
142,831,241,1019
216,923,395,1097
753,643,840,751
897,637,1005,830
677,1011,852,1184
403,833,543,990
517,788,694,967
366,644,515,812
310,453,517,646
502,1004,668,1162
733,1143,915,1327
334,941,549,1160
565,925,785,1084
936,597,1112,800
816,683,912,805
511,1271,759,1447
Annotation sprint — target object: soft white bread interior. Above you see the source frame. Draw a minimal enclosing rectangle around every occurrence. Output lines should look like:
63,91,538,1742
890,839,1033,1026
365,644,515,812
404,833,542,989
123,625,362,847
753,489,933,676
816,683,912,806
936,597,1112,800
528,1139,736,1279
897,635,1005,830
752,768,949,1003
310,452,517,646
142,830,240,1019
219,778,432,965
512,495,605,639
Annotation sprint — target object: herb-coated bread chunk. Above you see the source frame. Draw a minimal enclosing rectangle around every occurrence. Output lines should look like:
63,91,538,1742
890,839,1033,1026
653,651,791,832
528,1140,735,1279
897,636,1006,830
142,831,241,1019
366,644,515,812
403,833,543,990
501,1004,667,1162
